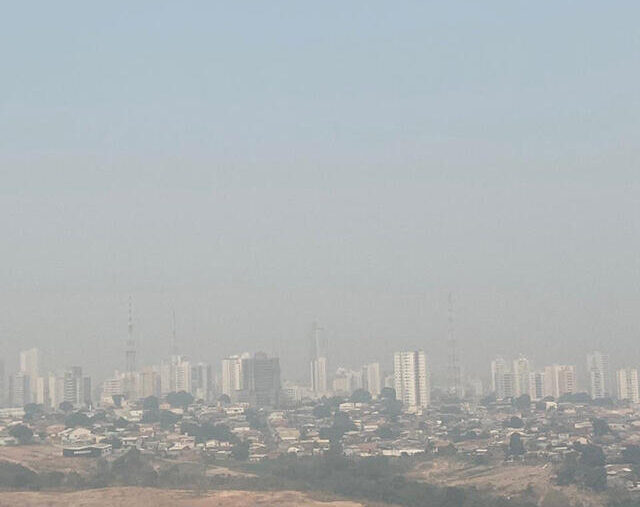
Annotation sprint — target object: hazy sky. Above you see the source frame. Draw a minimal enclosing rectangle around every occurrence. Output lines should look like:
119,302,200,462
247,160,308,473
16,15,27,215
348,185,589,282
2,2,640,385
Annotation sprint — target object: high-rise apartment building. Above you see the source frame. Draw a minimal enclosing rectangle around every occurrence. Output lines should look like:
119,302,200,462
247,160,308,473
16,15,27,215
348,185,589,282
544,364,576,399
140,367,160,398
309,323,329,395
393,351,429,409
362,362,382,397
221,354,248,397
587,351,611,400
491,356,510,399
160,355,191,394
239,352,281,407
512,355,531,397
64,367,85,407
332,368,363,395
616,368,639,403
9,371,29,407
191,362,213,402
20,348,42,402
528,370,546,401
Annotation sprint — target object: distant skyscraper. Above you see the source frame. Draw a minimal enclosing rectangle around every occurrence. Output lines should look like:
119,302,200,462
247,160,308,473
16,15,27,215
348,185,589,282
587,351,611,400
394,350,429,409
239,352,281,407
544,364,576,399
616,368,639,403
191,362,213,402
491,356,509,399
309,323,328,394
64,367,85,407
19,347,42,402
0,359,4,407
446,294,462,398
160,355,191,394
221,354,248,397
140,366,160,398
512,355,531,397
47,372,64,409
362,362,382,397
332,367,363,395
101,375,124,405
9,371,29,407
125,298,136,375
528,370,546,401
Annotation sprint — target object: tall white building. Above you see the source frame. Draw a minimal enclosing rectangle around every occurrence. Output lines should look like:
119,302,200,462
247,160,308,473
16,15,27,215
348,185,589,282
101,375,124,405
394,351,429,409
587,351,611,400
332,368,362,395
544,364,576,399
491,356,510,399
221,354,248,397
191,363,213,402
19,348,42,402
512,355,531,397
47,373,64,410
309,323,329,395
528,370,546,401
9,371,29,407
616,368,639,403
160,355,192,395
362,362,382,397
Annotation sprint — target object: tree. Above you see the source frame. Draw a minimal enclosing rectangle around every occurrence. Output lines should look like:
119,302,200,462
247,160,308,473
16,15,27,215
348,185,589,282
103,436,123,449
350,389,372,403
143,396,159,411
505,416,524,429
514,394,531,412
622,445,640,464
112,394,123,408
9,424,33,445
231,440,250,461
65,412,91,428
313,404,332,419
159,410,181,430
508,432,526,456
376,425,395,440
59,401,74,413
23,403,44,423
592,417,610,437
166,391,194,408
380,387,396,400
218,394,231,405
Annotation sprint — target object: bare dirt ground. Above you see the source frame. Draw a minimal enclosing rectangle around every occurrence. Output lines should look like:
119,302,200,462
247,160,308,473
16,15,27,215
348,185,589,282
0,444,97,474
0,487,364,507
409,459,607,507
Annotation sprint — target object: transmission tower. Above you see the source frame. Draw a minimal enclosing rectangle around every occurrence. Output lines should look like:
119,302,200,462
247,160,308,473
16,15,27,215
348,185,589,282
447,293,462,399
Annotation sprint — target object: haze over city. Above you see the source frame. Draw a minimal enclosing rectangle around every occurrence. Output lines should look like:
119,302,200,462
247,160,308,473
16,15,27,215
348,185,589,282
3,2,640,506
3,1,639,388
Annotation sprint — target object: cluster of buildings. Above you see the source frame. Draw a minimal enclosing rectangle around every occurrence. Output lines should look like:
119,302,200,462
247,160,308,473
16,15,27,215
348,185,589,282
0,348,90,410
490,350,640,404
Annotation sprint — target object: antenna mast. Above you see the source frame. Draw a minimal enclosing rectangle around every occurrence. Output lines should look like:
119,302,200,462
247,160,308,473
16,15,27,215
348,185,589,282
447,293,462,399
125,296,136,373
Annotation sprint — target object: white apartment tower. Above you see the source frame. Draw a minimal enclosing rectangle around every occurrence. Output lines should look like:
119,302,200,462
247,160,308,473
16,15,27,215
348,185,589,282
528,370,546,401
221,354,248,397
512,355,531,397
160,355,192,395
491,356,510,399
544,364,576,399
616,368,640,403
587,351,611,400
309,323,329,395
362,362,382,397
394,351,429,409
